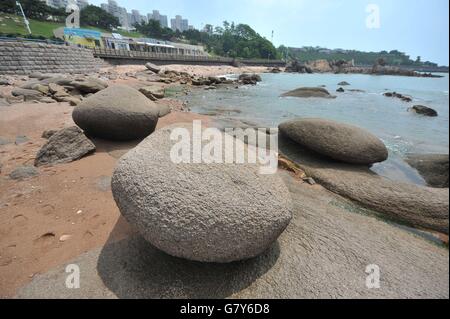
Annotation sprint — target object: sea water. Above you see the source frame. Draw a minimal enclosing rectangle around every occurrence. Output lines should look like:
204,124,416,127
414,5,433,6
186,73,449,185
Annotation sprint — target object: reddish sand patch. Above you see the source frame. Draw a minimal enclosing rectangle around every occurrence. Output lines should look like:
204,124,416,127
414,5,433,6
0,99,208,297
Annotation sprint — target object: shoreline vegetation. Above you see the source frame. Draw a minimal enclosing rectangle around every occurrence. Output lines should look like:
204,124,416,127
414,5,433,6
0,62,448,298
1,10,448,74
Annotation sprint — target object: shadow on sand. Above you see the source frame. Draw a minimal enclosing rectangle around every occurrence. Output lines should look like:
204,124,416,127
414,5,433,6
96,220,281,299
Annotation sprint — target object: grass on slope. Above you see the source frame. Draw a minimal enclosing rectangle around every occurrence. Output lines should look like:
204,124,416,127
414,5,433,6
0,13,64,38
0,13,144,38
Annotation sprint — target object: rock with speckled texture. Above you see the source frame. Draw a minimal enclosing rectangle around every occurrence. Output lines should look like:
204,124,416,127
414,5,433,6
72,85,159,141
111,123,293,263
279,118,388,165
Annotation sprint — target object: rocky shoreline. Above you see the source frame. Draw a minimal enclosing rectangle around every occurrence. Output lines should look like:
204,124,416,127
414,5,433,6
0,63,448,298
285,59,444,77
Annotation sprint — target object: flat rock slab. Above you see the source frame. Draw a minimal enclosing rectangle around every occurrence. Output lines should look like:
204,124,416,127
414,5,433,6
34,126,96,167
16,172,448,299
279,134,449,234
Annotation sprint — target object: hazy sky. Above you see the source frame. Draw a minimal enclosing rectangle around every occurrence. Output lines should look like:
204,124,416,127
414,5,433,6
89,0,449,65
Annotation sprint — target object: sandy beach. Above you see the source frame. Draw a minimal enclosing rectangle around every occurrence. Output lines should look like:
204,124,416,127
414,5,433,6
0,63,448,299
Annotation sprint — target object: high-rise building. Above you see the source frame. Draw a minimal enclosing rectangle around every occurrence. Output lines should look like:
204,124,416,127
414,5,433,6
171,15,189,32
101,0,131,30
130,9,146,26
148,10,168,28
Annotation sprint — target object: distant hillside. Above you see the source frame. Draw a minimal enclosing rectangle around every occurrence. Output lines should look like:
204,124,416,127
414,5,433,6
279,45,446,68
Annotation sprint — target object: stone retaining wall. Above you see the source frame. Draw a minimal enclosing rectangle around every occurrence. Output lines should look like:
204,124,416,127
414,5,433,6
0,41,107,75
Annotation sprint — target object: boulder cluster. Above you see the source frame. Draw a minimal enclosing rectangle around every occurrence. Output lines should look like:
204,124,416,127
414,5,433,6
8,73,108,105
29,85,162,171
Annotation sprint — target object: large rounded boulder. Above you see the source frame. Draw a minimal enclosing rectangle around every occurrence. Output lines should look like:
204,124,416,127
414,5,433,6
279,118,388,165
72,85,159,141
111,123,293,263
281,87,335,98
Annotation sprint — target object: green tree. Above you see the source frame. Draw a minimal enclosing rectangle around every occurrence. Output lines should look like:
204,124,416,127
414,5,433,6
80,5,119,30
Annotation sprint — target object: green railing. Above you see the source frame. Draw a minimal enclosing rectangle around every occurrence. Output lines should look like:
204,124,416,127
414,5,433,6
91,48,285,66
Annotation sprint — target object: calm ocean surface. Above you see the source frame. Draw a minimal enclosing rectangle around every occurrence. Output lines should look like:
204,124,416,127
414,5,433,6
186,73,449,185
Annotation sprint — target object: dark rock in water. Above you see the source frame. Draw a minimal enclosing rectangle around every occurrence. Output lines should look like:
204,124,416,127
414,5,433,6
405,154,449,188
145,62,161,74
281,87,336,99
72,85,159,141
9,166,39,180
111,124,293,263
338,81,350,86
41,130,58,139
409,105,438,117
34,126,96,167
384,91,413,102
336,87,345,93
279,118,388,165
239,74,262,85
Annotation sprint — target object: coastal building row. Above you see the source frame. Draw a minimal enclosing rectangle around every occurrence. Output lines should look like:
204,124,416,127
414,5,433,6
40,0,196,32
53,27,208,57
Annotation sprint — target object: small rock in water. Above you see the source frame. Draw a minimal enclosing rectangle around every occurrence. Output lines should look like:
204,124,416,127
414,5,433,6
408,105,438,117
281,87,336,99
